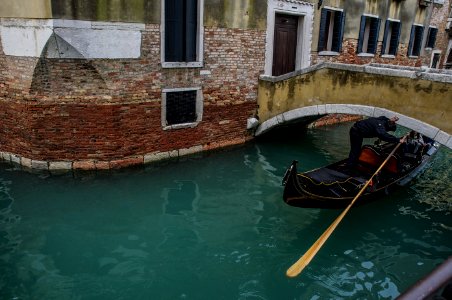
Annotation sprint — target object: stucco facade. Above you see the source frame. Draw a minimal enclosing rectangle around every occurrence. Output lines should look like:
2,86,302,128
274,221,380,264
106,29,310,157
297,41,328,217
0,0,450,170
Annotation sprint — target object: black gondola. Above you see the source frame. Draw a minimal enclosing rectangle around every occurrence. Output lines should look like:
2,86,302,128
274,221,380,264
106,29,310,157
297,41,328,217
282,140,439,209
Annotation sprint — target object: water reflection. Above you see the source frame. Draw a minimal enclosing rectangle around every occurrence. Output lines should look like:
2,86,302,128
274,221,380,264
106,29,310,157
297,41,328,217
162,180,200,216
0,123,450,299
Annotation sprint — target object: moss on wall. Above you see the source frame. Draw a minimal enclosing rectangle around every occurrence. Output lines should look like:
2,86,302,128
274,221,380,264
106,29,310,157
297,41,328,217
50,0,160,23
48,0,266,28
0,0,52,18
257,67,452,134
204,0,266,29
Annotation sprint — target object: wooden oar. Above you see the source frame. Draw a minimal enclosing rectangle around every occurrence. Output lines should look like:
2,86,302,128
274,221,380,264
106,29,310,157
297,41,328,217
286,137,406,278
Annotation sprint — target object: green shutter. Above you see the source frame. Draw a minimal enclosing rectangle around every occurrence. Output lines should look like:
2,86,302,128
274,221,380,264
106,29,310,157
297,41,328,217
407,25,415,56
389,21,401,56
368,17,380,54
332,10,345,52
413,26,424,56
426,27,438,48
318,8,328,51
357,16,366,53
381,20,390,55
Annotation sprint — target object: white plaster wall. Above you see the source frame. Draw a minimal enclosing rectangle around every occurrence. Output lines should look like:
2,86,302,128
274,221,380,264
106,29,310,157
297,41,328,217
0,19,53,57
0,18,144,59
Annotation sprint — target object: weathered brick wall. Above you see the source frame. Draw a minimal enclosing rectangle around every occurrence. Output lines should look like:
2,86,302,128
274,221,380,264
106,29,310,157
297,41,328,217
0,25,265,169
426,1,451,69
309,114,363,128
312,39,421,67
0,100,256,160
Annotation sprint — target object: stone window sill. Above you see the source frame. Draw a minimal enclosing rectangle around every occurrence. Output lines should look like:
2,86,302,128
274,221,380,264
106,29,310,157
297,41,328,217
381,55,396,59
162,62,203,68
318,51,340,56
163,122,200,130
357,53,375,57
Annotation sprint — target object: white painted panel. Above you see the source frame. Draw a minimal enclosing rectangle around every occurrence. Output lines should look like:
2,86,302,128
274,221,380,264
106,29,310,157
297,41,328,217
1,24,52,57
1,19,143,59
54,28,142,59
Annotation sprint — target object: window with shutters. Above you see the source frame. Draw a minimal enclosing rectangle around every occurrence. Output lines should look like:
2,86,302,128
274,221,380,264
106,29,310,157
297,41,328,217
357,15,381,55
425,26,438,49
430,51,441,68
317,7,345,55
381,19,401,56
161,0,204,68
162,87,203,129
445,50,452,69
408,24,424,57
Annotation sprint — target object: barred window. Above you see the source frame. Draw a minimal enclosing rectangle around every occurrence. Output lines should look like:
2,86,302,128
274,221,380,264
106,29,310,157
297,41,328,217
166,91,197,125
162,88,203,129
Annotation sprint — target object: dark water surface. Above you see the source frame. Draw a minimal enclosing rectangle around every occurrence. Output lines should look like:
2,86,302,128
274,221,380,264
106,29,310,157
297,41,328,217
0,123,451,299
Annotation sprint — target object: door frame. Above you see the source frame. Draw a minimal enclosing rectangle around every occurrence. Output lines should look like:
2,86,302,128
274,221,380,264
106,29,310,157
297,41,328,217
272,13,299,76
264,0,314,76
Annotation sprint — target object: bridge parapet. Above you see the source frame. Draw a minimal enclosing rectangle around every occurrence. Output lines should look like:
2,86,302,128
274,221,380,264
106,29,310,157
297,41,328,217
256,63,452,149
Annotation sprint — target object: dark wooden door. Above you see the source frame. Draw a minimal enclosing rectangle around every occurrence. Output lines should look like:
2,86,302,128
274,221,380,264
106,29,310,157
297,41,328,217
272,14,298,76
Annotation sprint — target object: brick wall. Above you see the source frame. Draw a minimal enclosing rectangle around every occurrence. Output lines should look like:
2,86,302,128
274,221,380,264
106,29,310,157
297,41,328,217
309,114,363,128
427,1,451,69
312,39,421,67
0,25,265,169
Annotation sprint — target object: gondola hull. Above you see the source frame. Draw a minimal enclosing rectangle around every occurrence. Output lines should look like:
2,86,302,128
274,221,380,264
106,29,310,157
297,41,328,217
282,142,438,209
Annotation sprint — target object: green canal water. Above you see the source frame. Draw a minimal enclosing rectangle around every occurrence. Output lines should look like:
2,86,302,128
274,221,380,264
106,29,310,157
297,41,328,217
0,123,451,299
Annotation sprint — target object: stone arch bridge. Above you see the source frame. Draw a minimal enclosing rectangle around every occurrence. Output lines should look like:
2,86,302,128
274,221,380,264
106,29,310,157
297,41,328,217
255,63,452,149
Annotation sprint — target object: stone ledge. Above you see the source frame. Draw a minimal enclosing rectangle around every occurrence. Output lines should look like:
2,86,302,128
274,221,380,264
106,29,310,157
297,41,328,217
0,143,239,171
259,62,452,84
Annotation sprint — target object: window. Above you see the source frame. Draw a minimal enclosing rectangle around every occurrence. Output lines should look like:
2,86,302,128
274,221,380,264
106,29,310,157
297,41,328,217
318,8,345,53
357,15,381,55
408,24,424,57
162,88,203,129
431,52,440,68
445,50,452,69
381,20,401,56
425,26,438,49
162,0,203,68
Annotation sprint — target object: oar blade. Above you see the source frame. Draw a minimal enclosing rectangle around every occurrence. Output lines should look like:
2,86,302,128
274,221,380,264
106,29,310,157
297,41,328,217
286,257,310,277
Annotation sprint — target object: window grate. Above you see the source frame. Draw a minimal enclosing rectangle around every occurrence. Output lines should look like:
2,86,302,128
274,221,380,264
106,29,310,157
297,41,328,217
166,90,197,125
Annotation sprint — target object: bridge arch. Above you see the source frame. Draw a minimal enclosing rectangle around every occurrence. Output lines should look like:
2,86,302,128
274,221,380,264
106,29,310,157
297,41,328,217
254,104,452,149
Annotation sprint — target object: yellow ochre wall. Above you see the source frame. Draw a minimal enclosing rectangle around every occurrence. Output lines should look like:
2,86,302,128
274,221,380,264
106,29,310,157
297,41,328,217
0,0,52,18
257,67,452,135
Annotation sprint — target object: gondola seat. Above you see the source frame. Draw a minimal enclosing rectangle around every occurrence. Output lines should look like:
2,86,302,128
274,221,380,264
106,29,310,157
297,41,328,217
358,146,399,174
